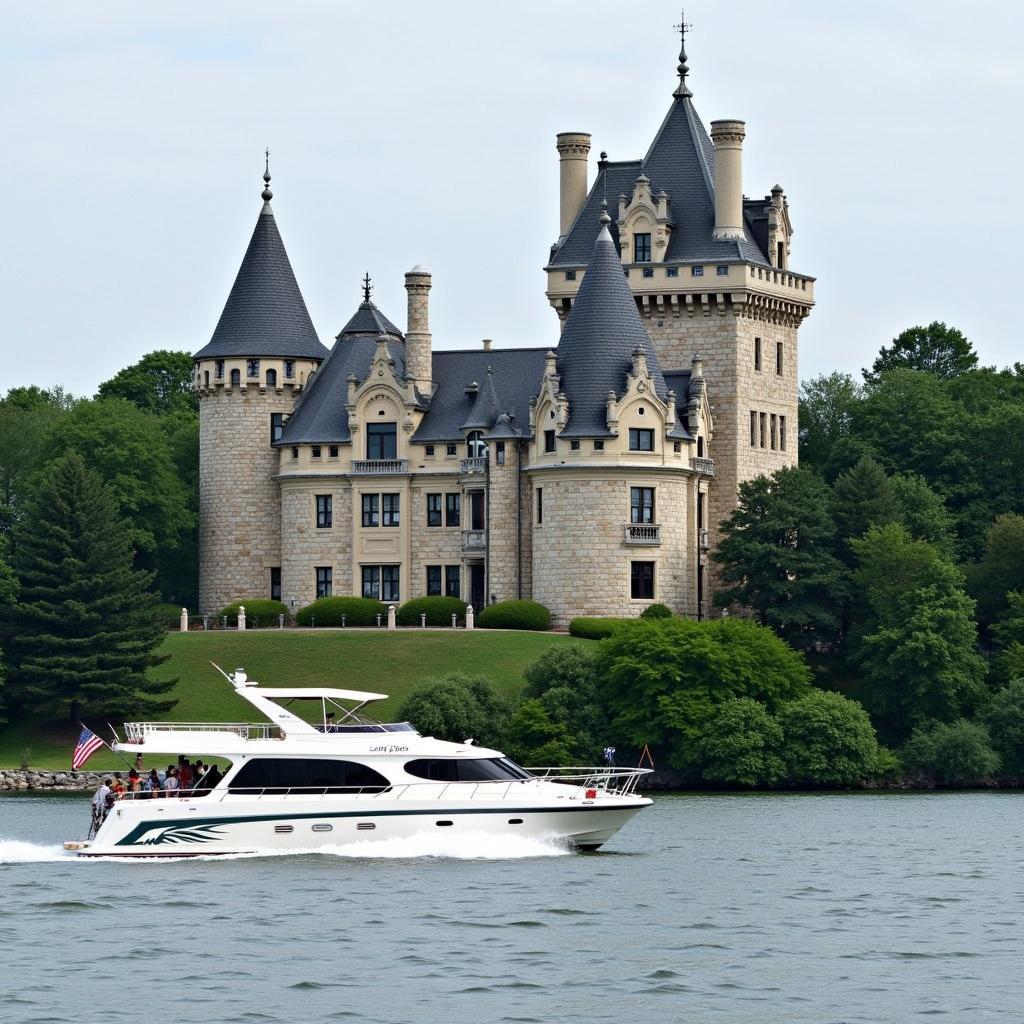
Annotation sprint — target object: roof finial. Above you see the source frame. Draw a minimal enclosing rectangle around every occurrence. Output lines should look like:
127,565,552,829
673,10,693,99
362,272,372,304
262,148,273,202
599,198,611,226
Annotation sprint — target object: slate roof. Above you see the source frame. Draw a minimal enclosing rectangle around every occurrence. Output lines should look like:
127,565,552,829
195,203,330,361
664,369,694,440
548,92,770,269
460,366,502,431
555,219,670,438
337,300,403,339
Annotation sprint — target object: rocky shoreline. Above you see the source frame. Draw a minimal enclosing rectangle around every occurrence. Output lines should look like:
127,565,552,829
0,769,108,792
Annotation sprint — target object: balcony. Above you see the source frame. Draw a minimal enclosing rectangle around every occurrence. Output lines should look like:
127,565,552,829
624,523,661,546
460,456,488,475
351,459,408,475
690,457,715,477
462,529,486,552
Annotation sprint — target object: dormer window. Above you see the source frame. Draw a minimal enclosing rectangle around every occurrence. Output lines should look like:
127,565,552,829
467,431,486,458
544,430,556,454
564,270,577,281
629,428,654,452
366,423,397,460
247,359,260,379
691,266,704,277
634,233,652,263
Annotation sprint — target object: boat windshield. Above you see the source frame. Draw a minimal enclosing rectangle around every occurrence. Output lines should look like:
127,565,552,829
403,757,533,782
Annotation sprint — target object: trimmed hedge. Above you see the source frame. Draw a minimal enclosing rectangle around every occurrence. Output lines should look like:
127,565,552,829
640,602,673,620
568,617,633,640
477,600,551,631
397,596,468,627
295,596,386,627
218,599,289,626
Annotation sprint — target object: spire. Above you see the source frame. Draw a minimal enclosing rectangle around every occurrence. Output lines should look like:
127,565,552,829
362,272,372,304
461,365,501,431
673,10,693,99
262,148,273,203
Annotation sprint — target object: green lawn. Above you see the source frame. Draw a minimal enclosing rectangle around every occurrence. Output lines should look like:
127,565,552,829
0,629,588,769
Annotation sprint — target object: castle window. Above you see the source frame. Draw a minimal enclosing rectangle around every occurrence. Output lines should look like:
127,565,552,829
750,412,757,447
316,494,333,529
634,233,652,263
266,368,277,387
544,430,556,454
630,487,655,525
329,446,339,458
754,337,762,371
361,493,379,528
291,446,299,460
697,436,705,457
230,368,241,386
630,562,655,600
593,440,604,451
642,267,654,278
691,266,704,277
496,442,506,465
445,565,461,598
366,422,397,460
716,265,729,277
467,431,486,458
363,565,399,602
779,415,787,452
311,446,322,459
673,441,681,453
426,565,442,596
536,488,543,525
271,413,285,444
570,440,580,451
315,566,332,598
759,413,767,449
446,444,457,457
361,566,380,600
777,241,786,268
270,567,281,601
215,360,224,379
770,414,778,451
776,342,784,376
628,428,654,452
284,360,295,380
247,359,260,379
382,493,400,527
666,266,679,278
425,445,435,457
638,406,645,416
564,270,577,281
204,370,209,387
427,493,442,527
445,493,461,527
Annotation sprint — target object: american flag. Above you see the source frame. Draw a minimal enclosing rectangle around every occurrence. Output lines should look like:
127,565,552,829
72,727,104,771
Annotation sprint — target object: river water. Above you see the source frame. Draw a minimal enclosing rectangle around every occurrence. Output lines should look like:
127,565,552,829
1,791,1021,1023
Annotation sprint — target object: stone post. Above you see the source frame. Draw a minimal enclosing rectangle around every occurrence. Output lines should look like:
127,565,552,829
237,605,246,631
388,604,396,631
180,608,189,632
466,605,474,630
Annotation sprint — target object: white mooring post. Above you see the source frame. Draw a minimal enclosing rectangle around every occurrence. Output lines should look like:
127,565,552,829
180,608,188,632
387,604,396,631
466,605,474,630
237,605,246,631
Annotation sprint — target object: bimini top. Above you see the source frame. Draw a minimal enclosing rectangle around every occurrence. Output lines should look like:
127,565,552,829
242,686,388,703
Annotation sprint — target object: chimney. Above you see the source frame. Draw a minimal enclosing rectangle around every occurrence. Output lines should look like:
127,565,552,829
709,120,746,240
555,132,591,237
482,338,492,352
404,265,432,390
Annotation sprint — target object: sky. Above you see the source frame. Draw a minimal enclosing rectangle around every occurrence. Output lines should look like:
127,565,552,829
2,0,1022,397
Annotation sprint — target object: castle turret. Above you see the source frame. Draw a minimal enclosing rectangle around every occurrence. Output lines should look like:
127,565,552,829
193,161,329,614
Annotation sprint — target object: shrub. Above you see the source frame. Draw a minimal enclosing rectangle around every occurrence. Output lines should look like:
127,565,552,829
218,599,289,627
295,596,385,627
397,673,509,748
477,600,551,631
697,698,784,787
396,596,467,627
901,719,1001,786
568,617,632,640
640,603,673,620
155,601,186,626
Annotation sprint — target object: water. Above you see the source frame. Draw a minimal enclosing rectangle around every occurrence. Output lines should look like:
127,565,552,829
2,792,1022,1023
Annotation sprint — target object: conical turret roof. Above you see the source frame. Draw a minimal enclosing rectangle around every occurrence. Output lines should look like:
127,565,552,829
460,366,501,431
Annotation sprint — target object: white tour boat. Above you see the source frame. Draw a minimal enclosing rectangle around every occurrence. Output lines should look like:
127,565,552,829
65,666,651,857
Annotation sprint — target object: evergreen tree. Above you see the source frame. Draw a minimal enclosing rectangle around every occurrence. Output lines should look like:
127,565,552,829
714,467,851,651
863,321,978,383
964,514,1024,628
6,452,175,721
830,456,901,563
0,535,18,724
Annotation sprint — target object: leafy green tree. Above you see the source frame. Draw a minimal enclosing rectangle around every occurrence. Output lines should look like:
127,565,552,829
830,456,901,562
851,524,987,742
776,690,881,786
714,467,851,651
593,617,810,772
863,322,978,383
503,699,575,767
696,698,784,786
5,453,175,721
990,592,1024,684
965,514,1024,628
982,679,1024,778
798,372,863,473
97,350,198,417
396,673,509,749
901,720,1000,786
890,473,956,556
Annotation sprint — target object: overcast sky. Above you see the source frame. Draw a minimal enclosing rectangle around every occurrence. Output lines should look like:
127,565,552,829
2,0,1021,397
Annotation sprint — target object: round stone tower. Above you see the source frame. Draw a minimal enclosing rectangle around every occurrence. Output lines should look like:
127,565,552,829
193,166,329,614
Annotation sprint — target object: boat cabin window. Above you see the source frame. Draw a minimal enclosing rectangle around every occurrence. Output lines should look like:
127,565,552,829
228,758,390,793
403,758,532,782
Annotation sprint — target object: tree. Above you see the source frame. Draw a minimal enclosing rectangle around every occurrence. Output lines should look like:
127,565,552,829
696,698,784,787
593,617,811,772
863,322,978,383
901,720,1000,786
830,456,901,562
5,453,175,720
0,535,18,724
396,674,509,749
890,473,956,556
990,592,1024,684
97,350,198,417
982,679,1024,778
965,514,1024,628
776,690,881,786
503,699,575,767
714,467,851,651
851,524,987,742
798,372,863,473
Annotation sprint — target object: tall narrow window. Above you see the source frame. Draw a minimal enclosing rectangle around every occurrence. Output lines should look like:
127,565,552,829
382,493,400,527
315,566,332,598
633,233,652,263
536,487,543,525
445,493,461,527
754,337,762,371
779,415,787,452
496,441,506,466
426,566,442,596
266,368,277,387
361,566,380,599
776,341,784,376
629,428,654,452
316,494,332,529
750,411,757,447
204,370,209,387
230,368,241,386
445,565,460,598
427,493,442,527
361,493,379,528
630,487,655,524
215,359,225,380
630,562,655,600
544,429,556,453
759,413,767,449
247,359,260,379
271,413,285,444
381,565,400,603
366,423,397,460
770,414,777,451
284,360,295,380
467,431,487,458
270,567,281,601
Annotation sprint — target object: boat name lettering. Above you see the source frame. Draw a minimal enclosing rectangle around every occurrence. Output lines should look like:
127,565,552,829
369,744,409,753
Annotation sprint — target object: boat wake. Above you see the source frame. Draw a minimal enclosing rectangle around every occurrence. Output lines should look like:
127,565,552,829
0,839,76,863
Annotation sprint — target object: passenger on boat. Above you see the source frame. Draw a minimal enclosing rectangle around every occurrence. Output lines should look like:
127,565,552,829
89,779,113,837
134,752,144,771
163,766,181,797
111,774,126,799
178,757,193,789
145,769,162,797
127,769,142,794
192,760,206,786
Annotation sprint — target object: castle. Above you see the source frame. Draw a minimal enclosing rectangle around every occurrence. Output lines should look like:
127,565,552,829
193,31,814,625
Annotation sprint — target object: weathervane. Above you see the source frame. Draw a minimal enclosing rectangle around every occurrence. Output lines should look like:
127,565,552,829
673,10,693,98
262,147,273,202
362,272,373,303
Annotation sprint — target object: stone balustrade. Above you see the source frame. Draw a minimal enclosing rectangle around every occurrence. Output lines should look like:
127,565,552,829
462,529,486,552
350,459,409,475
690,456,715,476
459,456,488,474
624,523,661,545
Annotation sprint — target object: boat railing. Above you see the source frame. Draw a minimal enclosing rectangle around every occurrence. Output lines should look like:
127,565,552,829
123,722,280,742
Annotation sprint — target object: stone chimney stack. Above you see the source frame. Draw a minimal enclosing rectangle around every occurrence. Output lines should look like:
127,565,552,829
555,132,592,237
709,120,746,240
404,265,432,390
